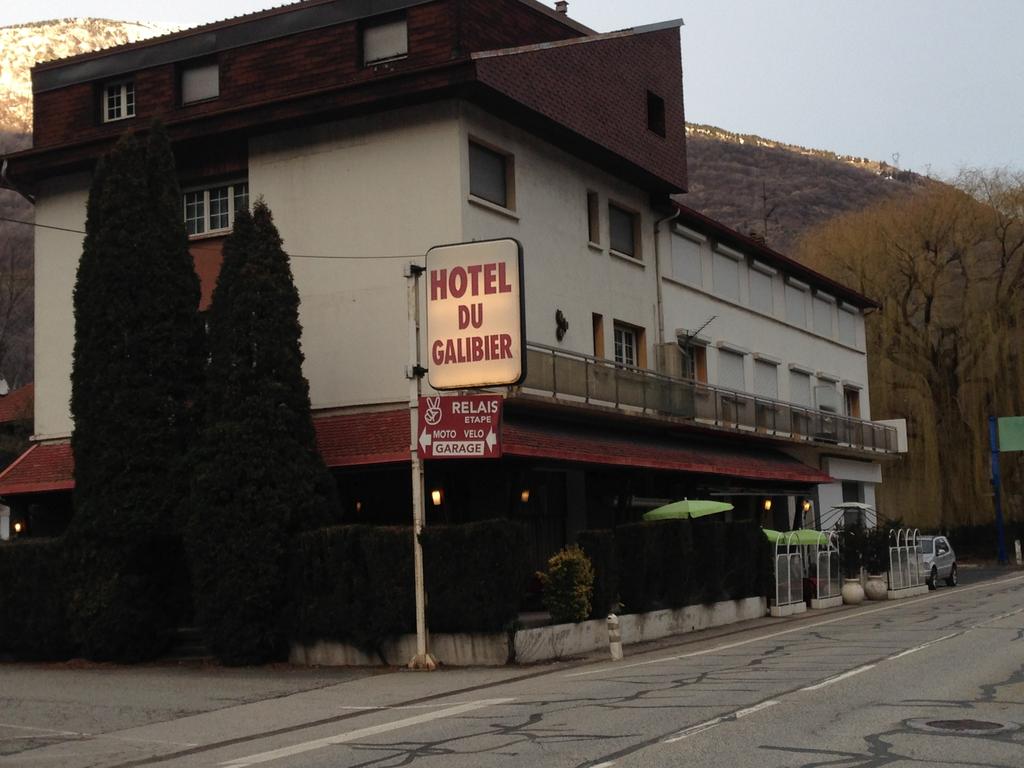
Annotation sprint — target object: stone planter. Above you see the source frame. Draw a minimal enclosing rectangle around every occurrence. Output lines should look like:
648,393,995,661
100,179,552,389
864,574,888,601
842,578,865,605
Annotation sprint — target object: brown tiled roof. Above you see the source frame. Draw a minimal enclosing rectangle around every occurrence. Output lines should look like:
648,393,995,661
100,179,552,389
0,441,73,496
0,384,33,425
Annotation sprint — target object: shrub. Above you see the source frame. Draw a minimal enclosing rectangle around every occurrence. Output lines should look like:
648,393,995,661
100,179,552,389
0,539,71,660
190,201,336,665
577,529,617,618
69,125,204,660
538,546,594,624
421,519,529,633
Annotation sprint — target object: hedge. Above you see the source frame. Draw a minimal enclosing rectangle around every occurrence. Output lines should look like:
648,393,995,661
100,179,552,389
290,519,528,658
290,525,415,658
581,520,771,615
65,534,184,661
420,519,529,633
0,539,71,660
577,529,617,619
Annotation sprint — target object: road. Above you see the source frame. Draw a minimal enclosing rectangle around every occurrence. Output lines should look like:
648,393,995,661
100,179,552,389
1,571,1022,768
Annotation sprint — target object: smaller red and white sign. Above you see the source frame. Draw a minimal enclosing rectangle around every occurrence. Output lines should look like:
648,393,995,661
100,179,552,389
417,395,502,459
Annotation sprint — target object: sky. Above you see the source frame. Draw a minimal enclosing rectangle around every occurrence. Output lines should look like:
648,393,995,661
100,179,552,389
2,0,1021,179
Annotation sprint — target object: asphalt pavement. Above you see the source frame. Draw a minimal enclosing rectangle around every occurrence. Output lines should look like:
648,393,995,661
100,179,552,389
2,569,1022,768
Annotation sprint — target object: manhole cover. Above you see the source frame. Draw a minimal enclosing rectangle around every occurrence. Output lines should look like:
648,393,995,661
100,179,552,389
907,718,1019,736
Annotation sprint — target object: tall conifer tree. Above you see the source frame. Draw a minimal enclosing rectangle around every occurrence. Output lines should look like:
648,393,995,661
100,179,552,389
189,201,335,664
68,124,203,660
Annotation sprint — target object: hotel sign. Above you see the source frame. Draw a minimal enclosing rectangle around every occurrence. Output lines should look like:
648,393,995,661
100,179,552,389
418,395,503,459
425,239,525,391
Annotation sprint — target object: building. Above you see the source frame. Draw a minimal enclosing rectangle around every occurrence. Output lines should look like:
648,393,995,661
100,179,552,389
0,0,903,566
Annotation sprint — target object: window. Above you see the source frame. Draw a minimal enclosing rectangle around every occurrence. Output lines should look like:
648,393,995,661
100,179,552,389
718,348,745,391
785,281,807,326
363,17,408,65
613,323,638,367
671,234,702,285
592,313,605,357
749,262,775,314
183,181,249,236
609,203,640,258
587,191,600,245
813,294,835,336
844,386,861,418
646,91,666,137
469,141,513,209
712,249,741,301
754,359,779,399
839,306,858,345
789,369,812,407
102,80,135,122
841,481,865,526
680,342,708,383
181,62,219,104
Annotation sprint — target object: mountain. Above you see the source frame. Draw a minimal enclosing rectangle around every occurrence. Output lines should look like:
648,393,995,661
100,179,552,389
682,124,931,252
0,18,174,133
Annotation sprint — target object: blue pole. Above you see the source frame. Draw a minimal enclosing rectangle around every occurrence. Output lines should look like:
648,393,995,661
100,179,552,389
989,416,1009,565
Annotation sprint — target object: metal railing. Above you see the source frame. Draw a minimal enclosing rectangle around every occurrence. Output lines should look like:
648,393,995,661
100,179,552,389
520,343,898,454
815,531,842,601
888,528,924,591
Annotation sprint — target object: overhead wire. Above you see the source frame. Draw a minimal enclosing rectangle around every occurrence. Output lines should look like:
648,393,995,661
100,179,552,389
0,215,424,261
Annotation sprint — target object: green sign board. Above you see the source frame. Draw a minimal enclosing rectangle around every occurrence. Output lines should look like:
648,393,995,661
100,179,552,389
998,416,1024,452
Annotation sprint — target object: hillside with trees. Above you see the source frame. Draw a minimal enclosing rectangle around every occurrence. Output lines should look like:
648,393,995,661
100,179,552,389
683,124,931,252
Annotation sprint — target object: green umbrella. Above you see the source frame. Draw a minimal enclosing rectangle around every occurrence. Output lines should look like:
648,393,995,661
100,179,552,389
762,528,829,546
642,499,733,521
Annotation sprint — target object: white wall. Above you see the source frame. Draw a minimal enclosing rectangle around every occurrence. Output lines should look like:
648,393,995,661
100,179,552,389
250,102,465,410
33,173,89,438
660,228,872,418
458,103,659,361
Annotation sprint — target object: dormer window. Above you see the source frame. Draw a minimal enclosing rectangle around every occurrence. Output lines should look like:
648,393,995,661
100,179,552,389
181,62,220,104
362,16,408,66
103,80,135,122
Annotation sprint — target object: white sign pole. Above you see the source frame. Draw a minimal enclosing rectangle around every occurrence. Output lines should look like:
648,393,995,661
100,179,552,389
406,263,436,671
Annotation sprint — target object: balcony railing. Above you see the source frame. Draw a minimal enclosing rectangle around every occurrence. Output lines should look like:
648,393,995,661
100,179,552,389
520,343,898,454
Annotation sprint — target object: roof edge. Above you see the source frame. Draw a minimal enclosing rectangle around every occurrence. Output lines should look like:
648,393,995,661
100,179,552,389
472,18,682,60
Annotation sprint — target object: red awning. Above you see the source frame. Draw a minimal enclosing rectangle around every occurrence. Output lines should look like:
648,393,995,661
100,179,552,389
502,421,832,484
0,442,74,495
0,410,830,496
314,410,409,468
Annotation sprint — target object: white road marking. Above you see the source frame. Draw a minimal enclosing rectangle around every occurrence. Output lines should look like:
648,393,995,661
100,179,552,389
566,572,1024,678
800,664,876,692
887,632,960,660
218,698,514,767
0,723,80,737
662,700,780,744
591,762,617,768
